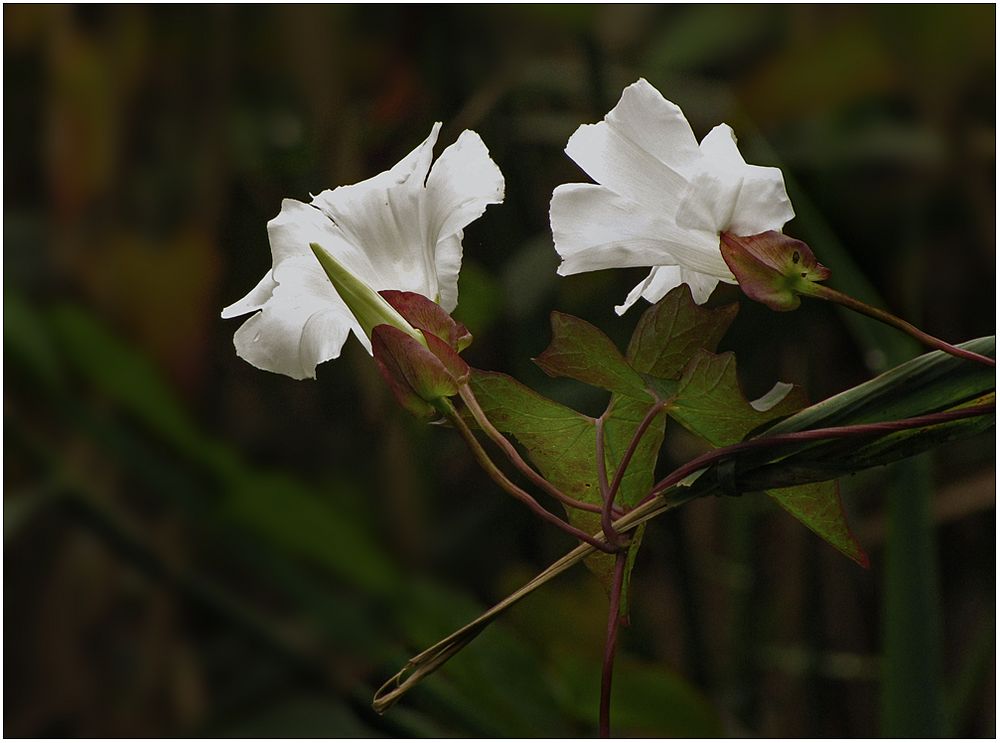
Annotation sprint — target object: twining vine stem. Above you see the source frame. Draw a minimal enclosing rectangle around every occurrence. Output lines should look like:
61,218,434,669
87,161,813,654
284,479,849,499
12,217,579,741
609,403,666,501
640,402,997,507
596,402,666,546
440,398,618,554
801,283,996,368
594,416,625,548
458,383,618,517
373,485,701,715
373,401,994,717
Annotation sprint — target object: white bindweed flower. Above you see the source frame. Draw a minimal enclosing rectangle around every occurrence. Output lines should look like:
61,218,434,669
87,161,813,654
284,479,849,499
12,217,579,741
550,78,795,314
222,123,504,379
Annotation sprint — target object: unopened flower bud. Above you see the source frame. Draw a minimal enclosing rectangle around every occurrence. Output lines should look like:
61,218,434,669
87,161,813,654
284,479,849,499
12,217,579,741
309,242,428,348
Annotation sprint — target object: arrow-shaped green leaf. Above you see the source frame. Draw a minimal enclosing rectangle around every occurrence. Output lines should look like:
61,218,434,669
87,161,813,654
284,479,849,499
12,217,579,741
534,312,650,400
626,284,739,379
666,349,808,447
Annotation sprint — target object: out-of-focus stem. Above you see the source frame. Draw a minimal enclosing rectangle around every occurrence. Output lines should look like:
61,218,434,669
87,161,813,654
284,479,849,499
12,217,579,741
600,552,627,738
458,384,615,517
801,283,995,367
440,400,617,554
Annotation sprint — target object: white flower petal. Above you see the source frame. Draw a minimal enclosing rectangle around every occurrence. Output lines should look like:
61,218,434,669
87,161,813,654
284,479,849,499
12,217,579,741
614,264,722,315
675,169,743,237
698,124,794,235
233,306,353,381
221,270,277,319
231,256,361,380
267,198,371,276
423,130,504,310
608,79,703,172
553,80,797,316
698,124,748,171
324,186,437,297
729,165,794,235
433,232,463,312
681,267,723,304
425,130,505,244
312,122,442,224
308,125,444,300
225,124,504,379
551,183,685,275
615,266,680,316
565,79,700,213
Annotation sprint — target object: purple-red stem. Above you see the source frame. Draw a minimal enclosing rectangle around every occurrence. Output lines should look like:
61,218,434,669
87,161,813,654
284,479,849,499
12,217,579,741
600,552,627,738
803,283,995,368
595,403,664,546
441,400,619,554
608,402,666,502
458,384,610,517
594,416,624,548
639,403,995,508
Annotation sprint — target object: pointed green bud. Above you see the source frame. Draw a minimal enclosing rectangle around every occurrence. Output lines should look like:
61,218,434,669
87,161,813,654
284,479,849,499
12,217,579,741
309,243,427,348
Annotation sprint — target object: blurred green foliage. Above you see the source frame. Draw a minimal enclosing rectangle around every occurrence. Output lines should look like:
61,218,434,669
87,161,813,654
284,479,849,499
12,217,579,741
4,5,994,736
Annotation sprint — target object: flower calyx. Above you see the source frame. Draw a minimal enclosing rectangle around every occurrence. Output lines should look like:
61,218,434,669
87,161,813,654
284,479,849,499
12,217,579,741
372,291,473,420
310,241,470,419
720,231,831,311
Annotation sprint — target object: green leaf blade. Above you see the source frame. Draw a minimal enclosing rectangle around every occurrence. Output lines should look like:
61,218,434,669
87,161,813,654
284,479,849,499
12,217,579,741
666,350,807,447
766,481,869,567
626,284,739,379
534,312,650,400
468,370,600,508
603,395,667,510
658,345,873,567
468,370,665,604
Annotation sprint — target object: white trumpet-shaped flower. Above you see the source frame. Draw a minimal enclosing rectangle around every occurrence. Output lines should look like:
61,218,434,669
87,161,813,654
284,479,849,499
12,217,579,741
222,123,504,379
550,78,795,313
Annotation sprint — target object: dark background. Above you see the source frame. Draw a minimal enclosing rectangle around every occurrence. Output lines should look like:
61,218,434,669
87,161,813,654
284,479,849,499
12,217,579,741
4,5,995,737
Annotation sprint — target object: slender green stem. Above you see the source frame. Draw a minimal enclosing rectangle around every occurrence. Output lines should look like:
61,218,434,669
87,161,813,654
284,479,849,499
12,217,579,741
458,384,613,517
600,552,627,738
801,283,995,367
440,399,617,554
